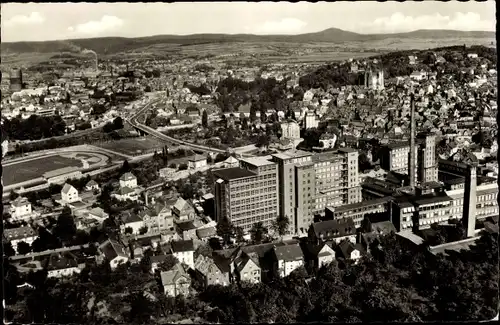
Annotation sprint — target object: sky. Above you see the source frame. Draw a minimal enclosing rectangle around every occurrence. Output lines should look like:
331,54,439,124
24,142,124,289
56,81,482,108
1,2,496,42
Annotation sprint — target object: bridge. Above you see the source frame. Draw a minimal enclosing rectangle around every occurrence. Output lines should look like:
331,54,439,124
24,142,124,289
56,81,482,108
127,98,254,157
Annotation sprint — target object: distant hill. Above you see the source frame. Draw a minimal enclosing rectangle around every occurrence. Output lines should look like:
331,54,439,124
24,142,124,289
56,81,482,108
1,28,495,55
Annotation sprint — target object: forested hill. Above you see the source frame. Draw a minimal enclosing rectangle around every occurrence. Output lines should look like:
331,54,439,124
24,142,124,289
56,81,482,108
299,45,497,90
1,29,495,55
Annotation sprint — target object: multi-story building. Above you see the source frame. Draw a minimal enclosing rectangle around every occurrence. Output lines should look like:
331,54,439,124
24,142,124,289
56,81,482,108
417,132,438,183
272,150,315,234
379,142,418,174
10,196,33,221
280,120,301,139
213,156,279,231
304,111,319,129
313,148,361,215
326,196,393,227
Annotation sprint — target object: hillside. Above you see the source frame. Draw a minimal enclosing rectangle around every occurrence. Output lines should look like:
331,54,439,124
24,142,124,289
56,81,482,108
1,28,495,55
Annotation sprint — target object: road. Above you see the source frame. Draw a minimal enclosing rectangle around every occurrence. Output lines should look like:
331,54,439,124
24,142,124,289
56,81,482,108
126,97,255,157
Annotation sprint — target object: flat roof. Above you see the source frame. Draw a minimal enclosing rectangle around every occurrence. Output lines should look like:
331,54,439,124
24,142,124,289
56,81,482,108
330,196,393,213
272,150,312,160
429,237,480,256
239,156,275,167
213,167,256,181
413,194,453,206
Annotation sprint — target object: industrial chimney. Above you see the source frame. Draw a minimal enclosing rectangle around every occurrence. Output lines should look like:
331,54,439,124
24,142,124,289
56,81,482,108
462,164,477,238
408,91,416,189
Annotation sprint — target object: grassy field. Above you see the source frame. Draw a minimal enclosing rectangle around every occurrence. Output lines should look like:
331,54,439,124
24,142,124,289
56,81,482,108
3,155,83,186
97,137,166,156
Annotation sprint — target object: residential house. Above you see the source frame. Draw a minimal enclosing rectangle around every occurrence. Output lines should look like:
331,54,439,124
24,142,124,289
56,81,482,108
119,172,138,189
4,226,37,254
176,220,199,240
142,201,175,233
302,242,336,273
10,196,34,221
85,180,100,192
196,226,217,241
303,90,315,102
159,167,176,179
43,252,84,278
88,207,109,222
309,218,357,244
281,120,301,139
408,55,417,65
61,183,80,204
193,254,231,287
98,239,129,269
170,239,195,269
172,197,196,221
161,263,191,297
271,243,305,278
113,186,139,202
232,250,261,284
188,154,207,170
336,240,363,263
120,212,145,234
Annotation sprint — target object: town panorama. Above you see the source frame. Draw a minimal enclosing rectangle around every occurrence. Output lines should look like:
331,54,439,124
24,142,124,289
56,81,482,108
1,2,498,324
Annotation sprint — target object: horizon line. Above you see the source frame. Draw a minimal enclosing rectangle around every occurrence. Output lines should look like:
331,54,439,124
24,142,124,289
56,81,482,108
2,27,495,44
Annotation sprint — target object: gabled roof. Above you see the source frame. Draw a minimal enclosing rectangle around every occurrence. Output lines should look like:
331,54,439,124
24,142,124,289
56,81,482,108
44,251,80,271
120,172,136,181
171,239,195,253
160,263,189,285
311,218,356,239
196,226,216,239
89,207,107,218
99,239,128,260
173,197,189,212
119,186,135,195
61,183,77,195
86,179,99,187
273,244,304,262
11,196,30,208
4,226,36,241
189,154,206,162
337,240,361,258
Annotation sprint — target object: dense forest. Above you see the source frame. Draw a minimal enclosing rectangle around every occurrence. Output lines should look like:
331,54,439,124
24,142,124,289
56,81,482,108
3,231,497,324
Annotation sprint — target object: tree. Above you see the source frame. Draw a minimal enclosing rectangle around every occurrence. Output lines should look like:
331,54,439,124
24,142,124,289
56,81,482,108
216,217,234,245
139,226,148,235
272,215,290,239
4,242,16,257
158,255,179,272
124,226,133,235
17,241,32,255
120,159,131,173
360,216,373,233
54,206,76,242
9,191,19,201
113,116,124,130
250,222,268,244
202,110,209,128
234,226,246,243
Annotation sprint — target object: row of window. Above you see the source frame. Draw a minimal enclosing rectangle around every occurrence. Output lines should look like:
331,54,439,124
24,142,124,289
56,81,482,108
230,173,275,186
230,188,277,200
231,180,276,192
231,193,277,206
232,204,277,214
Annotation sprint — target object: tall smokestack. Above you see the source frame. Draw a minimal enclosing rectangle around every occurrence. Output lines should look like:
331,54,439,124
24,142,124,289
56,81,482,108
409,90,416,189
462,164,477,238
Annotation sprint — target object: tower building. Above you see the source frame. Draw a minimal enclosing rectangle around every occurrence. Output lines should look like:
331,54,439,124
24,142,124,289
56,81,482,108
417,132,438,183
408,93,417,189
9,68,23,92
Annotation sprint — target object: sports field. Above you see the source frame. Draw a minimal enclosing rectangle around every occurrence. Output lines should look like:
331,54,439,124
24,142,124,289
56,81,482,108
3,155,83,186
97,137,165,156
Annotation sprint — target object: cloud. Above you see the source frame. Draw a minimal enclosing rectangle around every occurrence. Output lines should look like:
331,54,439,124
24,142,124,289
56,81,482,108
4,12,45,27
254,18,307,34
68,15,124,36
360,12,495,33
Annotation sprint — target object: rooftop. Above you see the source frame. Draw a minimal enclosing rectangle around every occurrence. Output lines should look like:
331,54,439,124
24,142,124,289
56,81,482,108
213,167,256,181
330,196,393,214
413,193,453,206
272,150,312,161
429,237,480,256
44,166,81,179
239,156,275,167
171,239,195,253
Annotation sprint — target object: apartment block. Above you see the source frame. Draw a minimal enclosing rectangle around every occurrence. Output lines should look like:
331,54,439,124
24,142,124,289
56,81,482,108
213,156,279,232
313,148,361,215
272,150,315,235
417,132,438,183
380,142,419,175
